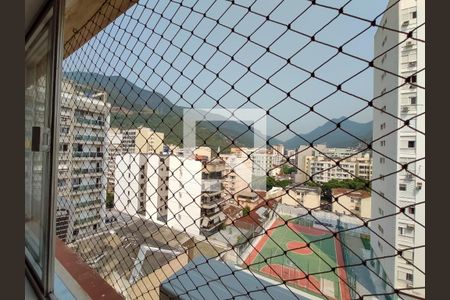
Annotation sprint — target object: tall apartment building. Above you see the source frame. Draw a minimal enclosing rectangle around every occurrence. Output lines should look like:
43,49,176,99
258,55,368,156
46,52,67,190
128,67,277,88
121,126,164,154
305,153,372,183
57,80,110,242
114,154,226,236
220,154,253,201
371,0,425,297
295,144,328,184
106,128,122,193
105,126,164,193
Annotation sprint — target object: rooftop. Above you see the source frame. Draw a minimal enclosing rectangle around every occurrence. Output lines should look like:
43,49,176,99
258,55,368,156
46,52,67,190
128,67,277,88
160,256,315,300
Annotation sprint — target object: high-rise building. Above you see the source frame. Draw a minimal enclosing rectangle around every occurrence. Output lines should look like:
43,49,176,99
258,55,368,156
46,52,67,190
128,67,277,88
105,127,164,193
57,80,110,242
121,126,164,155
105,128,122,193
371,0,425,297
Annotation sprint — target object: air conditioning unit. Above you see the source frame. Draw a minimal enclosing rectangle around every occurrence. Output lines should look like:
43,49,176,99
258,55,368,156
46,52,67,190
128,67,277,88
416,182,423,190
406,41,413,47
405,173,413,180
402,20,409,26
402,106,409,113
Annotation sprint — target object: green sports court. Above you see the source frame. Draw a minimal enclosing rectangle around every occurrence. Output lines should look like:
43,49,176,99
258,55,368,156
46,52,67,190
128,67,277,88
243,219,350,300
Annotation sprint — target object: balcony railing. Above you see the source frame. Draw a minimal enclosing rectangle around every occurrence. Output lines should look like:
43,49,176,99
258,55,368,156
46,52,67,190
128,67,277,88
75,199,102,209
72,152,103,158
74,135,104,142
73,167,102,174
72,183,102,192
76,117,105,126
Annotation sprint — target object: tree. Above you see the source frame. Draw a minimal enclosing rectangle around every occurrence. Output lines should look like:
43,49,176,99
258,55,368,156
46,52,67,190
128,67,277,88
242,206,251,216
266,176,292,191
106,192,114,209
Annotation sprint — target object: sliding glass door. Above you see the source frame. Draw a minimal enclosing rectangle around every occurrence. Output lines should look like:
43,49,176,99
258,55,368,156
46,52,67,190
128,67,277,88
25,0,64,296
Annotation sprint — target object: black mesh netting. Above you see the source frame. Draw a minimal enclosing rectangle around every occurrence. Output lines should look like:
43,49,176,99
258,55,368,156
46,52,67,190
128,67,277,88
57,0,425,299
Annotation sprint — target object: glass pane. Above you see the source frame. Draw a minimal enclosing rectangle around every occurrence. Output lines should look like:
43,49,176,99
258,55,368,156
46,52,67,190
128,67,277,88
25,22,52,279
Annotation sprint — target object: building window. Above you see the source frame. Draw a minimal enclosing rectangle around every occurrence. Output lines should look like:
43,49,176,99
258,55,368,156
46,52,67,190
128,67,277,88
406,273,414,282
410,96,417,105
399,184,407,191
380,157,385,164
380,140,386,147
412,11,417,19
379,208,384,216
411,75,417,83
378,241,383,251
408,141,415,148
408,206,415,215
378,224,384,234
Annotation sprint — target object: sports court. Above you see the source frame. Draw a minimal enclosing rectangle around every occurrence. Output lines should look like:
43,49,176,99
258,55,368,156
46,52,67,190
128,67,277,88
244,219,350,300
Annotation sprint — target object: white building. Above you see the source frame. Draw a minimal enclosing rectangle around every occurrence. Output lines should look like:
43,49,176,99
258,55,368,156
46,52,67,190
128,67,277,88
307,153,373,183
114,154,226,237
57,80,110,242
105,126,164,193
106,128,122,192
371,0,425,297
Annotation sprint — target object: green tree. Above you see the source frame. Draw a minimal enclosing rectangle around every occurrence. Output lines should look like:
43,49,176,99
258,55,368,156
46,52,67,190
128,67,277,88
242,206,251,216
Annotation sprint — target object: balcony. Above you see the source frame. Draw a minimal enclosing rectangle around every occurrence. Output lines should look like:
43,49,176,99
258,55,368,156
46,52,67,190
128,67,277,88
72,183,102,192
73,167,103,175
76,117,105,127
75,199,102,210
72,151,103,159
74,134,105,143
202,179,222,192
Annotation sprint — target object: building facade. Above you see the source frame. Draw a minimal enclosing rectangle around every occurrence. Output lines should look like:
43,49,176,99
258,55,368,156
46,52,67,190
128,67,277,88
114,154,226,237
121,126,164,155
57,80,110,242
281,185,321,210
220,154,253,201
331,188,371,219
305,153,373,183
371,0,425,297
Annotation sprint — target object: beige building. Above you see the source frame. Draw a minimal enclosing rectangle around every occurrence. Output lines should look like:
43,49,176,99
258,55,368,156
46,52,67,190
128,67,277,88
106,128,122,193
236,191,262,211
121,126,164,154
331,188,371,219
220,154,253,200
305,152,372,183
281,185,321,210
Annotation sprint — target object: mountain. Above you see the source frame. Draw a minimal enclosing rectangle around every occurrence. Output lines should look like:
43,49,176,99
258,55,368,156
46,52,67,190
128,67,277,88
64,72,256,151
283,117,373,149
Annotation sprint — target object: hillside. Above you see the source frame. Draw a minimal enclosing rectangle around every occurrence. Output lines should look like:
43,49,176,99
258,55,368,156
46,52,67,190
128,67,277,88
64,72,256,151
283,117,373,149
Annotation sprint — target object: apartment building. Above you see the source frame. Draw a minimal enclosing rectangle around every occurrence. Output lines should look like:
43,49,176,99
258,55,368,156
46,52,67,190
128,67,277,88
295,144,328,184
371,0,425,297
220,153,253,200
57,80,110,243
105,127,164,193
121,126,164,154
114,154,226,236
331,188,371,219
306,153,373,183
106,128,122,193
281,185,321,210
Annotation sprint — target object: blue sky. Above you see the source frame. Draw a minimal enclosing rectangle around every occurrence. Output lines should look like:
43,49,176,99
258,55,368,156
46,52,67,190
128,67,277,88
65,0,389,140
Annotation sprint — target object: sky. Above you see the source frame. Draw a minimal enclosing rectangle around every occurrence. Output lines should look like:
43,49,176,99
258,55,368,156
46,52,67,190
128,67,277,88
64,0,389,140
